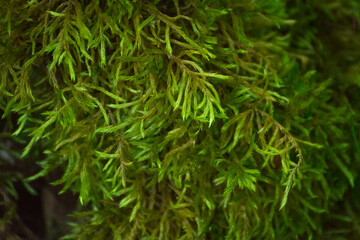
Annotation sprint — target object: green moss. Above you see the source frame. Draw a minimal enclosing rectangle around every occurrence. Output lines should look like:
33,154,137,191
1,0,359,239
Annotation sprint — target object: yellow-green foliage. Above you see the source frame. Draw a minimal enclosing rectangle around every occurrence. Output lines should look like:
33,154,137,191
0,0,359,239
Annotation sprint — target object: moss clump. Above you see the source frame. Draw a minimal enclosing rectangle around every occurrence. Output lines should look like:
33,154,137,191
1,0,359,239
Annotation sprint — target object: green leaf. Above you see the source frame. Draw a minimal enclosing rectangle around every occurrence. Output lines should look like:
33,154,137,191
280,170,296,210
333,154,354,187
79,166,90,205
165,24,172,54
47,11,65,17
87,84,126,102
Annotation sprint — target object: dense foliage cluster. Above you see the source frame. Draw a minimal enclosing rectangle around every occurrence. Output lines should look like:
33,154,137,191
1,0,359,239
